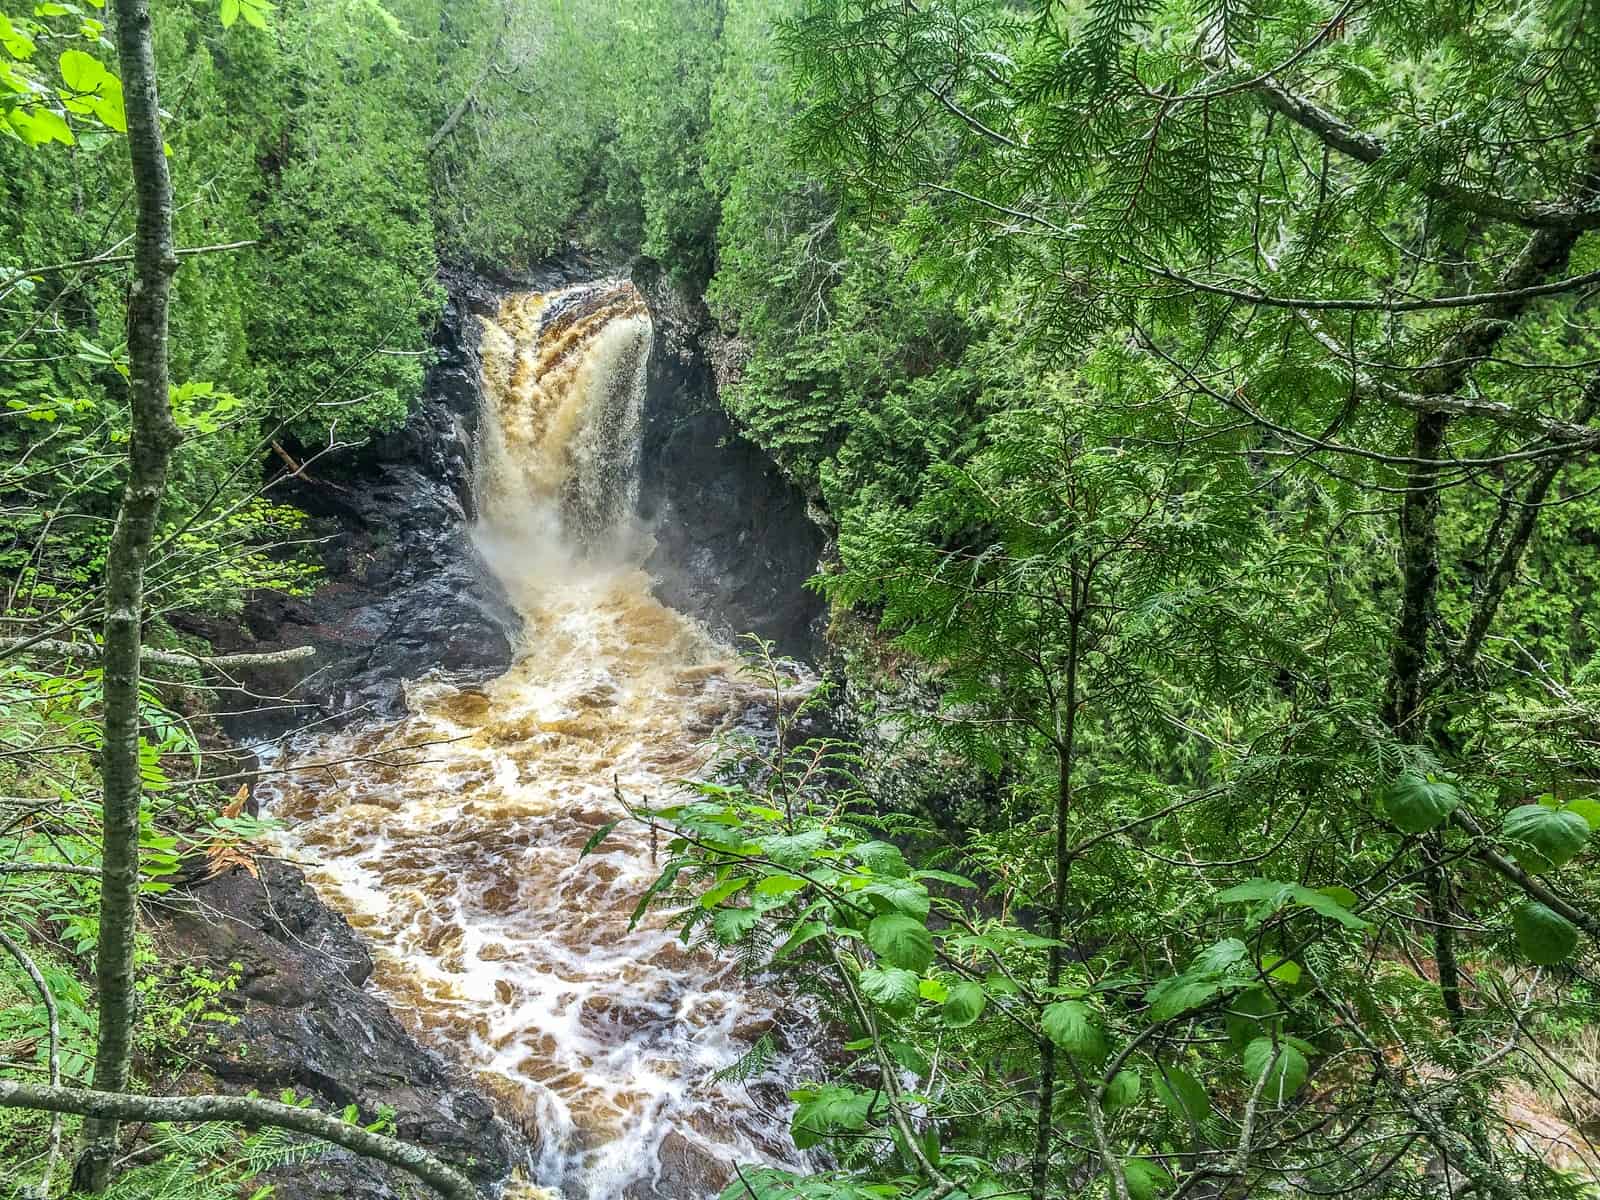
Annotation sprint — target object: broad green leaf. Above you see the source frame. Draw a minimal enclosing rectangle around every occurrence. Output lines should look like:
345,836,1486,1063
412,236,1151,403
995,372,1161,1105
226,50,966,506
1119,1157,1172,1200
701,875,752,908
1261,956,1301,985
866,912,933,972
1513,902,1580,965
1502,805,1590,873
1190,937,1249,974
11,106,72,145
1041,1000,1104,1059
852,839,909,877
1380,773,1459,834
753,874,808,897
860,876,930,918
943,981,987,1027
1153,1064,1210,1124
1561,797,1600,831
711,905,759,943
220,0,240,27
1146,974,1233,1021
57,48,107,93
1216,879,1367,929
917,977,948,1003
859,966,919,1016
790,1085,872,1149
1242,1037,1307,1103
1104,1068,1140,1111
759,829,826,868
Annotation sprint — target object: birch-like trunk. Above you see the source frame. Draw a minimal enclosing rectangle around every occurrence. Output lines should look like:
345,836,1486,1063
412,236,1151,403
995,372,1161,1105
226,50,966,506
72,0,180,1188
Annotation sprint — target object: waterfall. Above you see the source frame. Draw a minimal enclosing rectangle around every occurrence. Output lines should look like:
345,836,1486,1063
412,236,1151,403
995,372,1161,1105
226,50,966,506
474,282,652,564
260,281,812,1200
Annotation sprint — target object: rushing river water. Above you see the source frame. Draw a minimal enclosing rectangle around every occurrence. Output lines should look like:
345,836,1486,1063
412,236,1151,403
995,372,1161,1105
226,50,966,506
260,281,809,1199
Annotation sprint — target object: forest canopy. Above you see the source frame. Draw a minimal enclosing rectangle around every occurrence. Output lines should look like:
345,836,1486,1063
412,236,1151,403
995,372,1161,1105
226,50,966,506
3,0,1600,1198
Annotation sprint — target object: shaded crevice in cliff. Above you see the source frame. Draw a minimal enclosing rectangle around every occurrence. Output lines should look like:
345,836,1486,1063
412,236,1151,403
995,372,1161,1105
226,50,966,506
631,260,826,661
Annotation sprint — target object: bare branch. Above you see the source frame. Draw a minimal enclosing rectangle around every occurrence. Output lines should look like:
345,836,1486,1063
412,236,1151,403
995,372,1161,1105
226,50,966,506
0,1081,478,1200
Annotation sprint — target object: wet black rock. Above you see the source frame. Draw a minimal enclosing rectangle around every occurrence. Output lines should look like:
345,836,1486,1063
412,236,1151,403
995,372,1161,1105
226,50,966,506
152,858,527,1199
173,268,531,740
622,1130,732,1200
632,261,826,660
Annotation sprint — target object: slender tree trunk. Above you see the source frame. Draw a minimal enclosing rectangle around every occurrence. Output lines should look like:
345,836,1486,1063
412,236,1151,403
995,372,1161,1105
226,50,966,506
72,0,180,1188
1032,603,1082,1200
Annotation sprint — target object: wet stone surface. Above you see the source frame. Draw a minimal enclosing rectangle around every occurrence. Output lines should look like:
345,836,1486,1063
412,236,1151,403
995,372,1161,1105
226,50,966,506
152,857,527,1200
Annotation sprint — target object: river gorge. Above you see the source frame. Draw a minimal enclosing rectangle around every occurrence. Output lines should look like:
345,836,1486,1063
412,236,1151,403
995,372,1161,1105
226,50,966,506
237,277,822,1198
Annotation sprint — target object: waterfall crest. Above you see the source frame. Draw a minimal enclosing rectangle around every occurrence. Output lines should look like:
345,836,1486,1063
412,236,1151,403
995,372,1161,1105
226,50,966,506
475,282,651,563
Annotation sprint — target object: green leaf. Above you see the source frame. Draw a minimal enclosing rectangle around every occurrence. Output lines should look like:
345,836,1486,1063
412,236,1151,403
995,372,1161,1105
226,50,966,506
1380,773,1460,834
759,829,826,868
1216,880,1368,929
942,981,987,1027
219,0,239,27
579,819,618,858
628,863,679,931
57,48,107,93
1146,974,1233,1021
1501,805,1590,873
866,912,933,972
712,905,760,944
11,106,73,145
1042,1000,1104,1059
753,874,808,897
1261,956,1301,985
1104,1068,1140,1111
1153,1064,1210,1124
1119,1158,1172,1200
852,839,909,877
773,920,826,960
701,875,753,908
790,1084,873,1149
1242,1037,1307,1103
1513,902,1580,966
913,868,976,888
917,976,948,1003
1561,797,1600,832
860,876,930,918
858,966,919,1016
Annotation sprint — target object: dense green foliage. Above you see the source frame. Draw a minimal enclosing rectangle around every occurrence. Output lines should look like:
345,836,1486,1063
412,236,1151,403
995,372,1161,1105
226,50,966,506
7,0,1600,1196
606,1,1600,1199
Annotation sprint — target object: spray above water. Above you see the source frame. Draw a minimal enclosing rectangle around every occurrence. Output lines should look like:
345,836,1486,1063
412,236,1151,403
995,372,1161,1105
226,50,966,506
262,281,811,1199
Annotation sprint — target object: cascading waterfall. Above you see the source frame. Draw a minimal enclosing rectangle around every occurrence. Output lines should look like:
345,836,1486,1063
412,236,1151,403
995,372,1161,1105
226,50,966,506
261,281,811,1199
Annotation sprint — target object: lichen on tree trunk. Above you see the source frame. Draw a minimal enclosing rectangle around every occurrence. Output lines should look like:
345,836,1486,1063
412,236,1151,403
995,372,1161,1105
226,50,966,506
72,0,181,1188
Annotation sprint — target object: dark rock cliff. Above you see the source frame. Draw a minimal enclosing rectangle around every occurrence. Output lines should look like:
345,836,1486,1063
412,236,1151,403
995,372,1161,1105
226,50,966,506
632,262,826,659
174,267,529,738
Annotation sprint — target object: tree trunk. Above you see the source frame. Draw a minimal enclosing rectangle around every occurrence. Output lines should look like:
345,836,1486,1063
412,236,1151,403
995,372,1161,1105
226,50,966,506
72,0,180,1188
1032,602,1083,1200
